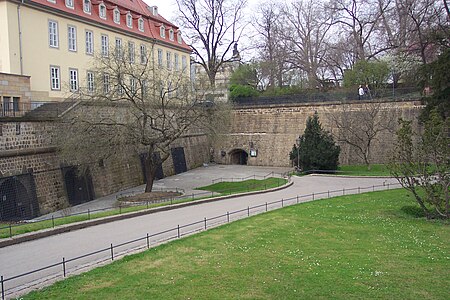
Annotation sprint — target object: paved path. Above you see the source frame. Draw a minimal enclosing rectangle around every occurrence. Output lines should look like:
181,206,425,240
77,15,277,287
0,173,398,298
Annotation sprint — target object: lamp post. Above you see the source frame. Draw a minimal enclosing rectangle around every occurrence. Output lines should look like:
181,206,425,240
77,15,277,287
296,136,301,171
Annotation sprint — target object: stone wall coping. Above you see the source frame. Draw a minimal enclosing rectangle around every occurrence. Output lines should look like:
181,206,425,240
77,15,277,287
0,180,293,248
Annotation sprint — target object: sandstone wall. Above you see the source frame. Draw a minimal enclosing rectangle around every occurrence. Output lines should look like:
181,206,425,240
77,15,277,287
214,100,423,167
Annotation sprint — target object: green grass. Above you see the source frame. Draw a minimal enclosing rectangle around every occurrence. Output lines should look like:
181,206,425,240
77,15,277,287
1,178,288,239
337,164,391,176
24,189,449,299
197,177,288,195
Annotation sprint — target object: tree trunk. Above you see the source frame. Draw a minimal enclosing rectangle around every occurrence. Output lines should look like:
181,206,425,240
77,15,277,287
144,150,158,193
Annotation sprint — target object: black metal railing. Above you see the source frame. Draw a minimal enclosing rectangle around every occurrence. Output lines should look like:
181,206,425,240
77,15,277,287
0,181,401,299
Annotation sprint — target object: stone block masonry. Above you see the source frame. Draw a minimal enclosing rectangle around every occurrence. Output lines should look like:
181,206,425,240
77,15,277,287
214,100,423,167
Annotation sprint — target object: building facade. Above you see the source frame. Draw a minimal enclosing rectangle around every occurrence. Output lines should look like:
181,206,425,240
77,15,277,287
0,0,191,108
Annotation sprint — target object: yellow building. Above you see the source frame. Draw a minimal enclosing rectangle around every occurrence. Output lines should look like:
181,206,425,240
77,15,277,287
0,0,191,108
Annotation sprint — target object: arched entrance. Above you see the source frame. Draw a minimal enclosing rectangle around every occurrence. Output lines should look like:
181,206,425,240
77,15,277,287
229,149,248,165
62,167,94,206
0,177,35,221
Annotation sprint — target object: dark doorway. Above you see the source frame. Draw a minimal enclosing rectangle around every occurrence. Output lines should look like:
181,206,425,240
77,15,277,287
0,174,39,221
171,147,187,174
140,152,164,183
62,167,94,206
229,149,248,165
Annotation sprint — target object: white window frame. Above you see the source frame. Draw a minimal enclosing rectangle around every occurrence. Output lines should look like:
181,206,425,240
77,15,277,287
85,30,94,55
114,8,120,24
101,34,109,57
138,18,144,32
103,73,110,93
65,0,74,9
83,0,91,14
68,25,77,52
50,65,60,90
126,12,133,28
48,20,59,48
157,49,163,67
87,71,94,93
99,3,107,19
160,25,165,38
174,53,179,71
169,29,174,41
115,37,122,57
166,52,171,70
140,44,146,64
128,41,135,63
69,68,79,92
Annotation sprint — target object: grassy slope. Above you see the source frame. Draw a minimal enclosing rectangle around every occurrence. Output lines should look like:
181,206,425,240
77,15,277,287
25,189,449,299
338,164,391,176
197,177,288,194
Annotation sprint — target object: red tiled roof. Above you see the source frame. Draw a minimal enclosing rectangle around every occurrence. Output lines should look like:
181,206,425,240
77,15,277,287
28,0,191,52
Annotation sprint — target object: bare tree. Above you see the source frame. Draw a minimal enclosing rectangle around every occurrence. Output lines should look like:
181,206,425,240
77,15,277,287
57,45,229,192
281,0,334,88
176,0,248,88
328,102,396,169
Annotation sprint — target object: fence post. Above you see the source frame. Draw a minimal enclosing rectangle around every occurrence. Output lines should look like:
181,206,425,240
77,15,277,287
296,195,299,204
9,224,12,238
343,188,345,195
146,201,149,209
146,233,150,249
373,185,375,192
88,209,90,220
328,190,330,198
177,225,180,238
62,257,66,277
227,212,230,223
204,217,207,230
281,198,284,207
119,205,122,214
312,193,315,201
52,215,55,228
110,243,114,261
265,202,268,212
247,206,250,217
192,194,194,200
1,275,4,300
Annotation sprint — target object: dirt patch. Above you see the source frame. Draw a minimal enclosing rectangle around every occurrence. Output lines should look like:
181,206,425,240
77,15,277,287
118,191,182,203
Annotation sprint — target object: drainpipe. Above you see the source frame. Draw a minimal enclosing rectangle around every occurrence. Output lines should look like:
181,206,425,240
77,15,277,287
17,0,24,75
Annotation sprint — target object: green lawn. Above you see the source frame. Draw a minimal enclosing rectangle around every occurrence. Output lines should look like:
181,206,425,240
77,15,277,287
24,189,449,299
197,177,288,194
337,164,391,176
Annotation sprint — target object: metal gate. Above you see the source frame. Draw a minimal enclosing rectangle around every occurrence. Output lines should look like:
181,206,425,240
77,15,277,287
61,166,94,206
171,147,187,174
140,152,164,183
0,173,39,221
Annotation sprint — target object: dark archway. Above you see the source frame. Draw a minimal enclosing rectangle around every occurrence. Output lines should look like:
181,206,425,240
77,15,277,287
229,149,248,165
62,167,94,206
0,177,37,221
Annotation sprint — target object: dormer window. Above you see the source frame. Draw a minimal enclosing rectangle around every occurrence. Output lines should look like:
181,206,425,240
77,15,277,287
160,25,165,38
83,0,91,14
138,18,144,32
99,3,106,19
65,0,74,9
177,32,182,44
169,29,174,41
114,8,120,24
126,12,133,28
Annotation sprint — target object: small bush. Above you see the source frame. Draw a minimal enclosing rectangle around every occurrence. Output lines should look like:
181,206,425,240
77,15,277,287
229,84,259,100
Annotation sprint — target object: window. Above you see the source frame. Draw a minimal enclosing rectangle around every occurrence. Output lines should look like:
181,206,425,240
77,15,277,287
48,20,58,48
83,0,91,14
103,73,110,93
174,53,179,71
182,56,187,73
130,78,136,93
169,29,174,41
142,80,148,97
177,32,182,44
50,66,60,90
117,74,124,94
69,69,78,92
114,8,120,24
126,12,133,28
87,71,94,93
101,34,109,57
68,26,77,51
138,18,144,32
128,41,135,63
115,38,122,56
140,44,146,64
166,52,171,69
85,30,93,54
160,25,165,38
66,0,74,8
157,49,163,67
16,123,21,135
99,4,106,19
